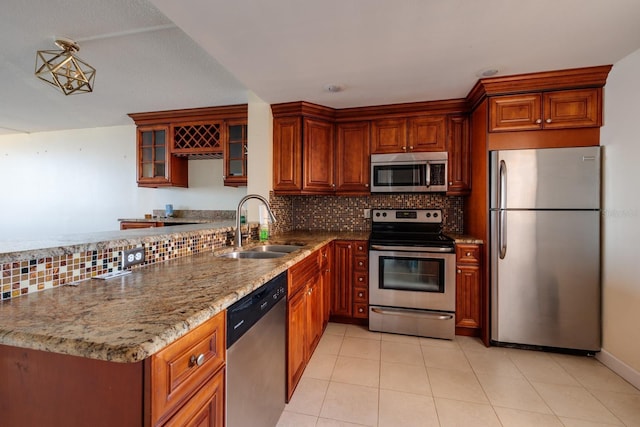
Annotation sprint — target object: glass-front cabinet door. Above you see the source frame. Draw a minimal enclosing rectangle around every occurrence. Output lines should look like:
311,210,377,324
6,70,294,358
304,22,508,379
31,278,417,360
224,120,248,187
136,125,187,188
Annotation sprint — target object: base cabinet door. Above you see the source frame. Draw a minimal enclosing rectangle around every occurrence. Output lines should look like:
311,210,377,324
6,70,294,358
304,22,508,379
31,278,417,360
162,370,225,427
287,289,308,400
455,244,482,336
331,241,353,317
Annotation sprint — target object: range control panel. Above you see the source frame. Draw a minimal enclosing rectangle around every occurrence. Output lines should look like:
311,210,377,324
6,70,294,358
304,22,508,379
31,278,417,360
371,209,443,224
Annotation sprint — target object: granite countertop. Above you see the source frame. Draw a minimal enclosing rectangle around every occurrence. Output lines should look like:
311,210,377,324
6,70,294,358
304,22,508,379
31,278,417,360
117,217,216,224
448,233,484,244
0,222,235,263
0,231,368,363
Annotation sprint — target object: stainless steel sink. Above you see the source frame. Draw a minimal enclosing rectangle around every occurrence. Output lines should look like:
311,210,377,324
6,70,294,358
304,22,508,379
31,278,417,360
217,251,286,259
249,244,303,253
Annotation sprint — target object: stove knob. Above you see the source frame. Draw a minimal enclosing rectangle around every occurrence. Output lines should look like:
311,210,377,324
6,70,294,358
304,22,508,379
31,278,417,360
375,212,381,217
433,212,439,218
426,212,431,218
382,212,387,217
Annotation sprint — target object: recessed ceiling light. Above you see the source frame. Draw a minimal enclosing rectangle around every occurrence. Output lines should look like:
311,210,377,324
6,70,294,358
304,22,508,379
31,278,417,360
323,84,344,93
477,68,500,78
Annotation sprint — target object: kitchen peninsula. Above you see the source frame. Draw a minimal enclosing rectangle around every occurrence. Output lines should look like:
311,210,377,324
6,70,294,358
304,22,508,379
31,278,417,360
0,223,366,426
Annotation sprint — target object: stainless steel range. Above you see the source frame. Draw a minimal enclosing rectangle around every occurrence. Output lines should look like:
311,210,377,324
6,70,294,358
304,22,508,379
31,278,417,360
368,209,456,340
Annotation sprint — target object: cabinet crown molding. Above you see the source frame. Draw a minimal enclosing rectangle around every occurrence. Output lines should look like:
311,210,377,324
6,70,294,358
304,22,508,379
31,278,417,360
466,65,612,110
128,104,248,125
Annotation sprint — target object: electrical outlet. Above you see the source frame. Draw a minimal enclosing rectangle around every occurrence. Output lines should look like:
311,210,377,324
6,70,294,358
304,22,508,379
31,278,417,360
122,247,145,269
363,208,371,219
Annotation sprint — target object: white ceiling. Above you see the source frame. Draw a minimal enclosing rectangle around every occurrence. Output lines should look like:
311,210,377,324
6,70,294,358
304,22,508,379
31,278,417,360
3,0,640,136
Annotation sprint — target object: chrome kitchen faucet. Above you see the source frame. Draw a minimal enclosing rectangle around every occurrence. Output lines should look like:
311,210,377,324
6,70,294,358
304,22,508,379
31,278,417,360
235,194,277,249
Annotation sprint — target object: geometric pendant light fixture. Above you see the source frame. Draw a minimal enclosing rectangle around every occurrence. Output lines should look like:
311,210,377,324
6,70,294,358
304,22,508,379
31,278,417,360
35,37,96,95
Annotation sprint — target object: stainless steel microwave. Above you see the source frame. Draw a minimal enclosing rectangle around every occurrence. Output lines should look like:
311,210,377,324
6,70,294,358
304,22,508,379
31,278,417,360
370,152,448,193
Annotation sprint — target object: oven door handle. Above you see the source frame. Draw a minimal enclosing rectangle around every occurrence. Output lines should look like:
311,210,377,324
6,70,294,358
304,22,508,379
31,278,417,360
370,244,454,253
371,307,454,320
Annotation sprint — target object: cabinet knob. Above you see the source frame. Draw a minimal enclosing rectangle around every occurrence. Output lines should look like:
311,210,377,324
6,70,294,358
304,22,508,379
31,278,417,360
409,146,414,150
348,245,352,249
449,181,453,185
189,353,205,367
546,118,552,123
457,269,462,274
358,245,363,250
358,277,364,282
358,291,364,297
466,252,471,257
402,146,407,151
535,119,542,124
358,307,364,313
365,183,369,187
358,261,364,266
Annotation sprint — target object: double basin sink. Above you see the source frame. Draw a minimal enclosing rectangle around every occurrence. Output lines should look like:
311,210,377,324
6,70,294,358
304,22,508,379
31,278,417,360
217,244,303,259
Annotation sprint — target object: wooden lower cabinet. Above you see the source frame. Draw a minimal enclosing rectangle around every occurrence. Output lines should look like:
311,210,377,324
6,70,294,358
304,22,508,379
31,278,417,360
455,243,483,337
286,247,329,401
331,240,368,322
121,220,165,230
0,311,226,427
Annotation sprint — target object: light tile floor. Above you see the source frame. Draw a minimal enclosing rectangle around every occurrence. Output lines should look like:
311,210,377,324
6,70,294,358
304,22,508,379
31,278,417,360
277,323,640,427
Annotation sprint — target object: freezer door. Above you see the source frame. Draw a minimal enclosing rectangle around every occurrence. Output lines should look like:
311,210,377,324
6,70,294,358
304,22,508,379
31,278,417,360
491,210,601,351
490,147,600,210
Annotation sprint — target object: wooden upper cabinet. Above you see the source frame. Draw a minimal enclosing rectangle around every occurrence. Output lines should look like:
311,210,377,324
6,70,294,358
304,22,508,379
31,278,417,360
303,118,335,193
408,116,447,151
370,118,407,154
489,88,602,132
273,116,303,192
371,116,446,153
446,115,471,196
335,121,371,194
136,124,188,188
223,120,248,187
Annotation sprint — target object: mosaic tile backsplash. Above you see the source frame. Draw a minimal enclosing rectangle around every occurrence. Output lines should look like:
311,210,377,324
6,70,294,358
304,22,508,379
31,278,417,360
0,226,249,301
270,192,464,234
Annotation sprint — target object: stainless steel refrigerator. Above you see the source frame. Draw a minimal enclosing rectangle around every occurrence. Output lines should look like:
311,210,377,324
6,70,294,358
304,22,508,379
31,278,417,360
490,146,601,352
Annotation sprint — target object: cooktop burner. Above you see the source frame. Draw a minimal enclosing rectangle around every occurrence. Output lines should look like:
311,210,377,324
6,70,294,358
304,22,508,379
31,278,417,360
369,209,454,248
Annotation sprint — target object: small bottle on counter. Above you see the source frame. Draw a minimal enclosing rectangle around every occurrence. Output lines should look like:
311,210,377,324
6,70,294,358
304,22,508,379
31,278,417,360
259,225,269,242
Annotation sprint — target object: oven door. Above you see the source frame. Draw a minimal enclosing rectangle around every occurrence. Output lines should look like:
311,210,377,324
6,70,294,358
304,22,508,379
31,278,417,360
369,246,455,312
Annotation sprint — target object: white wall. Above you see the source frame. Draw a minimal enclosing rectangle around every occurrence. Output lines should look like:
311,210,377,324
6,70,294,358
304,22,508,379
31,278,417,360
0,125,246,240
600,48,640,377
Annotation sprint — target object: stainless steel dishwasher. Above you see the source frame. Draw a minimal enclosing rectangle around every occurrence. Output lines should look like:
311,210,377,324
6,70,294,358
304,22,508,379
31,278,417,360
226,271,287,427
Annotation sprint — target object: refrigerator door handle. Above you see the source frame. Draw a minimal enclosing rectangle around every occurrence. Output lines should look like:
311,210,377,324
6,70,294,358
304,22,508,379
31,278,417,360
426,162,431,187
499,160,507,259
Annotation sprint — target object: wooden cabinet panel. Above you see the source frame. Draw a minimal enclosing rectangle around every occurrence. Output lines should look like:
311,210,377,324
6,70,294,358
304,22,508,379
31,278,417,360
489,94,542,132
331,241,353,317
320,242,333,329
409,116,446,151
161,370,225,427
455,244,482,336
120,221,165,230
447,115,471,196
303,118,335,192
273,116,303,192
306,279,324,355
543,89,601,129
335,121,371,194
287,288,307,400
489,88,602,132
149,313,225,426
371,118,407,154
136,124,189,188
456,265,481,330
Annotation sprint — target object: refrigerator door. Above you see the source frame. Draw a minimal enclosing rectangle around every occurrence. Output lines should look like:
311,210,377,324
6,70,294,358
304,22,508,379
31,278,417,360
490,147,601,210
491,210,601,351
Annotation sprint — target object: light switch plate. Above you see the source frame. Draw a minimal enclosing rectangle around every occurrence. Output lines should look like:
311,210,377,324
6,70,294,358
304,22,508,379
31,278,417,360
122,247,145,269
363,209,371,219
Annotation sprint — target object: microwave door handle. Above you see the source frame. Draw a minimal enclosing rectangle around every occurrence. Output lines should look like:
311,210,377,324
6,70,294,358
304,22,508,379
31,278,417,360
425,162,431,187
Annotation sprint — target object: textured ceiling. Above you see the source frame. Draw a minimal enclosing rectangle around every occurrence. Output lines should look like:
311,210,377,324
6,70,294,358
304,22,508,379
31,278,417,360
2,0,640,136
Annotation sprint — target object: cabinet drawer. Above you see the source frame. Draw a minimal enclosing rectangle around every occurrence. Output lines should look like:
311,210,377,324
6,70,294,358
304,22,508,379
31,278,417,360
354,242,368,254
354,255,368,272
149,312,226,425
161,369,225,427
456,244,481,264
289,251,320,295
353,286,368,303
353,303,368,319
354,272,368,287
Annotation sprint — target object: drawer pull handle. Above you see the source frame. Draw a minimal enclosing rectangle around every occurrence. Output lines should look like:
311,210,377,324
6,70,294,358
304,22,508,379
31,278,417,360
358,292,364,297
189,353,205,367
466,252,471,257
